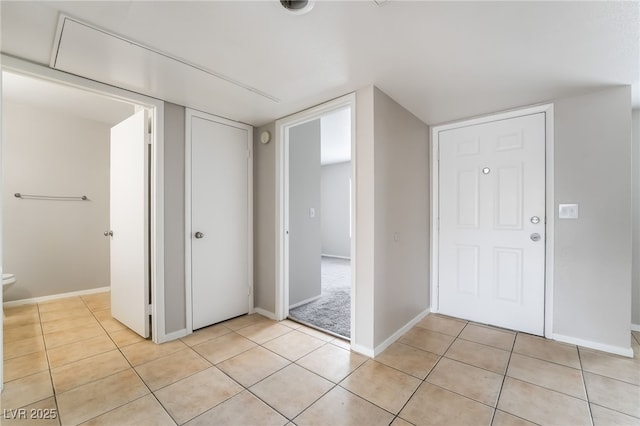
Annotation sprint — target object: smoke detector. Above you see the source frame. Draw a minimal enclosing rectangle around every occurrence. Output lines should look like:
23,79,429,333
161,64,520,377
280,0,315,15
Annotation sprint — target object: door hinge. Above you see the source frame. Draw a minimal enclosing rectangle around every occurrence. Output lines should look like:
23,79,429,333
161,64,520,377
146,304,152,315
146,133,152,145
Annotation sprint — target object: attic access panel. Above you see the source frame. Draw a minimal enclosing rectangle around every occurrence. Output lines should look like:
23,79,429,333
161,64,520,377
50,15,279,124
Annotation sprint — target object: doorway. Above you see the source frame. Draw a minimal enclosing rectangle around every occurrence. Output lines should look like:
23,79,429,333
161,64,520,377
276,94,356,340
0,56,167,388
430,104,555,337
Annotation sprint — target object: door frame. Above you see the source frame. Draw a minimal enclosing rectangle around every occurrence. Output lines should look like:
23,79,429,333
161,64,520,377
275,93,357,340
430,103,555,337
184,108,253,333
0,54,166,341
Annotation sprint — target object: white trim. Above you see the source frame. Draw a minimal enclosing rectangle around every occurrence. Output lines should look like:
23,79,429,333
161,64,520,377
253,307,277,321
321,254,351,260
430,103,555,337
162,328,190,342
184,108,253,334
372,308,431,357
275,94,357,348
552,333,634,358
289,295,322,309
3,287,110,308
1,54,167,345
631,323,640,332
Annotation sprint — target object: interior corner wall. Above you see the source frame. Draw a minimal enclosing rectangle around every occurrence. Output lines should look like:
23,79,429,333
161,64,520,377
2,101,110,301
354,86,376,352
254,122,277,314
321,161,351,259
554,86,632,351
163,102,186,333
632,109,640,329
372,87,430,347
288,119,322,307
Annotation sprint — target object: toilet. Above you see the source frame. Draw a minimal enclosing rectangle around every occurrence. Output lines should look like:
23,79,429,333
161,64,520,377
3,273,17,289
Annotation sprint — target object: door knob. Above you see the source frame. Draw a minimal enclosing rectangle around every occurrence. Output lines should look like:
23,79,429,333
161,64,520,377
530,216,541,224
530,233,541,242
104,230,113,237
195,232,205,239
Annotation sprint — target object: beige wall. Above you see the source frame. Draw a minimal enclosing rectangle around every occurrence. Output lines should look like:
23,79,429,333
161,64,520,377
372,88,430,347
253,122,277,313
2,101,110,300
289,119,322,306
632,109,639,328
321,162,351,258
163,102,186,333
554,86,632,351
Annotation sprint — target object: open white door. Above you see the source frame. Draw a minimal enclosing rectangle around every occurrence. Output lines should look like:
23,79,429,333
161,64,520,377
109,109,150,338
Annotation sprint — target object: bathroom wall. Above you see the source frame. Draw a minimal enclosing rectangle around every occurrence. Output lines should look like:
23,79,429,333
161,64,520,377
2,100,110,301
321,161,351,259
288,119,322,307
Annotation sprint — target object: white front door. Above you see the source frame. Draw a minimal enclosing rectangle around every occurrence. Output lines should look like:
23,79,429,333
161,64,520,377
190,114,251,330
109,110,150,338
438,113,545,335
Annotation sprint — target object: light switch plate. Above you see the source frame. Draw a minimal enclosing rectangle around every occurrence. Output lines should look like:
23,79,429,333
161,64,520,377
558,203,579,219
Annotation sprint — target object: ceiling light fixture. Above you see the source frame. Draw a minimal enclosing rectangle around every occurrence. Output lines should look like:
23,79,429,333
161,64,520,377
280,0,315,15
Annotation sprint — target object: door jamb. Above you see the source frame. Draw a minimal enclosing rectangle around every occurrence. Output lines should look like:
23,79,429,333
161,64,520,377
430,103,555,338
0,54,166,343
275,93,357,341
184,108,254,334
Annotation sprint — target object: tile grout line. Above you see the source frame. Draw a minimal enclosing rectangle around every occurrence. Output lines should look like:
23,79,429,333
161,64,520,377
576,346,595,426
37,301,62,426
488,329,518,425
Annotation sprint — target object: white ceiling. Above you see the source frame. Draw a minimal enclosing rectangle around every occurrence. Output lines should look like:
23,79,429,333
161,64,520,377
2,71,135,126
1,1,638,127
321,106,351,165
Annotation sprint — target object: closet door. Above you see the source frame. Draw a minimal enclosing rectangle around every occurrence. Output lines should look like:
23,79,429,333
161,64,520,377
189,112,252,330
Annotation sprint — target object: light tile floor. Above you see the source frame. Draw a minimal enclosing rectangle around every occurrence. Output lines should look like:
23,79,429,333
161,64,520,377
3,292,640,426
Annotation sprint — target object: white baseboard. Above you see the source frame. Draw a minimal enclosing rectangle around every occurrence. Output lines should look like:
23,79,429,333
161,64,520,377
373,308,431,357
253,307,277,321
321,254,351,260
631,324,640,332
351,308,431,358
159,328,189,343
350,343,375,358
552,333,634,358
3,286,110,308
289,295,322,309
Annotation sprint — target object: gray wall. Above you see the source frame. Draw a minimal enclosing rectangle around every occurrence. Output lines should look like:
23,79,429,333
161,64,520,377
372,87,430,347
253,122,276,313
2,101,110,300
632,109,640,328
321,162,351,258
163,102,186,333
289,119,322,307
554,87,632,350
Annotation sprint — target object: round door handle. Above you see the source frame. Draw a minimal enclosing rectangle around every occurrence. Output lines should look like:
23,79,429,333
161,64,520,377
530,233,541,242
195,232,205,239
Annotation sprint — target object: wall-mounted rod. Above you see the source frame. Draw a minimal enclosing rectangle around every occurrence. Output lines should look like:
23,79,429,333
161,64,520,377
14,193,88,201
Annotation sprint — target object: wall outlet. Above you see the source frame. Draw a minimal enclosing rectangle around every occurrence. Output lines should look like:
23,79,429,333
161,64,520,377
558,203,579,219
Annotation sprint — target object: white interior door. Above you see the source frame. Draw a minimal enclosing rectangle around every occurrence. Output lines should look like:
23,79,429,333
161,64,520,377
191,115,250,330
109,109,149,338
438,113,545,335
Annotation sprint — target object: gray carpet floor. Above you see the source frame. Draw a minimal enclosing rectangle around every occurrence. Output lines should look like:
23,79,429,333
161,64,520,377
289,257,351,339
